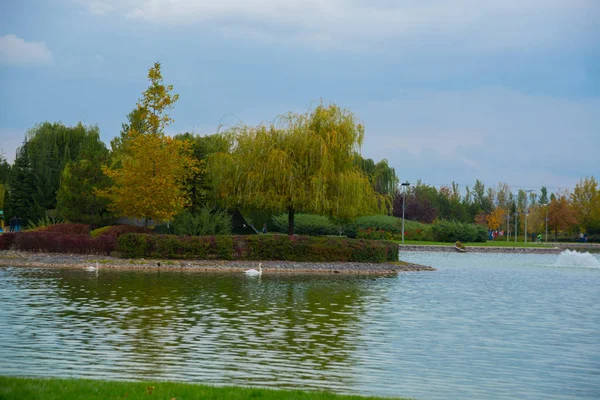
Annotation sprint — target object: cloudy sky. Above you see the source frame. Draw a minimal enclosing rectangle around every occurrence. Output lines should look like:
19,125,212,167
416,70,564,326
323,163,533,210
1,0,598,193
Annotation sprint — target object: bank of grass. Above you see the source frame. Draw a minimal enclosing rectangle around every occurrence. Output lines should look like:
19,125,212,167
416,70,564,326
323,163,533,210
397,240,554,248
0,377,409,400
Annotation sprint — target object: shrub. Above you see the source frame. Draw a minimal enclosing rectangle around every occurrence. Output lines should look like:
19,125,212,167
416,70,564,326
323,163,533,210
12,232,116,255
172,208,233,236
117,234,398,263
38,223,91,235
354,215,402,233
350,216,434,241
271,214,337,236
431,220,487,243
357,228,393,241
0,233,17,250
90,225,151,238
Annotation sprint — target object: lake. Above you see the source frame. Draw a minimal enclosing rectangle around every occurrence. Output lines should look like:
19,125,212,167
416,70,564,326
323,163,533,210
0,251,599,399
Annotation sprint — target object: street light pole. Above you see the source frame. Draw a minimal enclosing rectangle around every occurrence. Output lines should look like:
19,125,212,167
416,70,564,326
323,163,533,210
524,189,534,243
514,212,518,243
401,182,410,244
542,203,549,243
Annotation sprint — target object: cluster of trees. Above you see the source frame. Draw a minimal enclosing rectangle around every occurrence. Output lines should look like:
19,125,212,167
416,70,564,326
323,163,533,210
1,62,596,241
0,63,397,235
395,178,600,239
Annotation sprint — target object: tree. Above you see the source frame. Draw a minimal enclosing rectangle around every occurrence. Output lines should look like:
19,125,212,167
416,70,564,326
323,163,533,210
486,208,505,231
395,181,439,223
6,122,100,223
174,132,231,210
56,133,112,225
208,103,383,235
354,154,398,213
5,145,35,222
547,192,578,240
571,176,600,232
539,186,549,205
99,128,195,225
98,62,196,226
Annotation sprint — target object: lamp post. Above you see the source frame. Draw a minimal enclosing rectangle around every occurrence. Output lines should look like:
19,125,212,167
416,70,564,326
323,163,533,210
506,213,511,242
401,182,410,244
524,209,530,244
523,190,534,243
514,212,519,243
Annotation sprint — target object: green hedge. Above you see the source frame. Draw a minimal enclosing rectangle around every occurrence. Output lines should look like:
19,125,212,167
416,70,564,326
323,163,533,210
430,220,487,243
271,213,337,236
350,215,434,241
117,234,398,263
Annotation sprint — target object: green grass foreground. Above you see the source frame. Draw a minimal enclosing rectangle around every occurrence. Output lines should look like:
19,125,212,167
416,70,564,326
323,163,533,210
0,377,409,400
397,240,553,248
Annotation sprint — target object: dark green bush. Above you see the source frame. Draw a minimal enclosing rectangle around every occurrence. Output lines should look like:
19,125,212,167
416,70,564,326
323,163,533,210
431,220,487,243
354,215,402,233
350,216,433,241
117,234,398,263
271,213,337,236
172,208,232,236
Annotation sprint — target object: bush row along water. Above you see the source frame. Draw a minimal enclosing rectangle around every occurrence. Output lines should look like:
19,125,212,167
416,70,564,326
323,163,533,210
0,232,399,263
273,214,488,242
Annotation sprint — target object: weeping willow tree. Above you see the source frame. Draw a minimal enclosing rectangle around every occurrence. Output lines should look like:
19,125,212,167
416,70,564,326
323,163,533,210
354,155,398,214
208,103,385,235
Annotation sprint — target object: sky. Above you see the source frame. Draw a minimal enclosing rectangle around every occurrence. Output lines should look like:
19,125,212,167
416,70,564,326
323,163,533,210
1,0,599,193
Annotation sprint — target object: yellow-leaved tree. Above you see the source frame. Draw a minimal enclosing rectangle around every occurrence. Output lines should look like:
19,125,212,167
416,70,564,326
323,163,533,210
98,63,197,226
486,207,505,231
208,103,385,235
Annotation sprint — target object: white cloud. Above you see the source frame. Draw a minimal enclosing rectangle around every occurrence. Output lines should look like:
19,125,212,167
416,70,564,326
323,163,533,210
77,0,596,50
0,34,53,66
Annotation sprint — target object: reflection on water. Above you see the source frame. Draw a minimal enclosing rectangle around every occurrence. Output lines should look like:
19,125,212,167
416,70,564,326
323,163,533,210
1,252,599,400
0,268,387,392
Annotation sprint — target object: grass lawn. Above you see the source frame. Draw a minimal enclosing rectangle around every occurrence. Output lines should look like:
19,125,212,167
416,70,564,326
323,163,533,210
397,240,554,248
0,377,409,400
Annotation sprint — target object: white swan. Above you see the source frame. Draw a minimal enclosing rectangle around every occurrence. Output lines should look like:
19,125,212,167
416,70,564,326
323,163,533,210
244,263,262,276
85,262,99,273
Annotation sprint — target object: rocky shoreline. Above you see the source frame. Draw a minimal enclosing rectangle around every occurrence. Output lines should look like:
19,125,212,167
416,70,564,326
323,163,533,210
399,245,566,254
0,251,435,274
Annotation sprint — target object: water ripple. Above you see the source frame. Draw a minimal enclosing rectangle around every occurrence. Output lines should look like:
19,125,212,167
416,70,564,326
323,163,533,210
1,253,599,400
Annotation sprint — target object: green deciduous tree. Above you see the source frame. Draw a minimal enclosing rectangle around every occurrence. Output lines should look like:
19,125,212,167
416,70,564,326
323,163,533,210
571,176,600,232
208,103,384,235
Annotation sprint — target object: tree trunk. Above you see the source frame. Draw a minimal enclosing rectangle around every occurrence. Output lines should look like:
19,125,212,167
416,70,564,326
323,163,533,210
287,206,295,236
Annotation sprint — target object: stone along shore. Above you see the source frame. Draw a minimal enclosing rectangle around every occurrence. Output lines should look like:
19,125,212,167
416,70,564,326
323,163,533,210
0,250,435,274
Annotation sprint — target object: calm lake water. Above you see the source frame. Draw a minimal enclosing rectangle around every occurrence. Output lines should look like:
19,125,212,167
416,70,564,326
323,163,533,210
1,251,599,400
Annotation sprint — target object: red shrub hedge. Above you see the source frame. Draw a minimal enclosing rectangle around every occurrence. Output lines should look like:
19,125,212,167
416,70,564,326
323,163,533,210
117,234,399,263
0,233,17,250
13,232,116,255
37,223,91,235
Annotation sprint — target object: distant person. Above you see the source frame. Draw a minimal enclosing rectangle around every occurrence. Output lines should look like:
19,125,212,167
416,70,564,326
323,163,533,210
584,233,588,242
580,233,584,242
262,223,267,234
537,234,542,243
